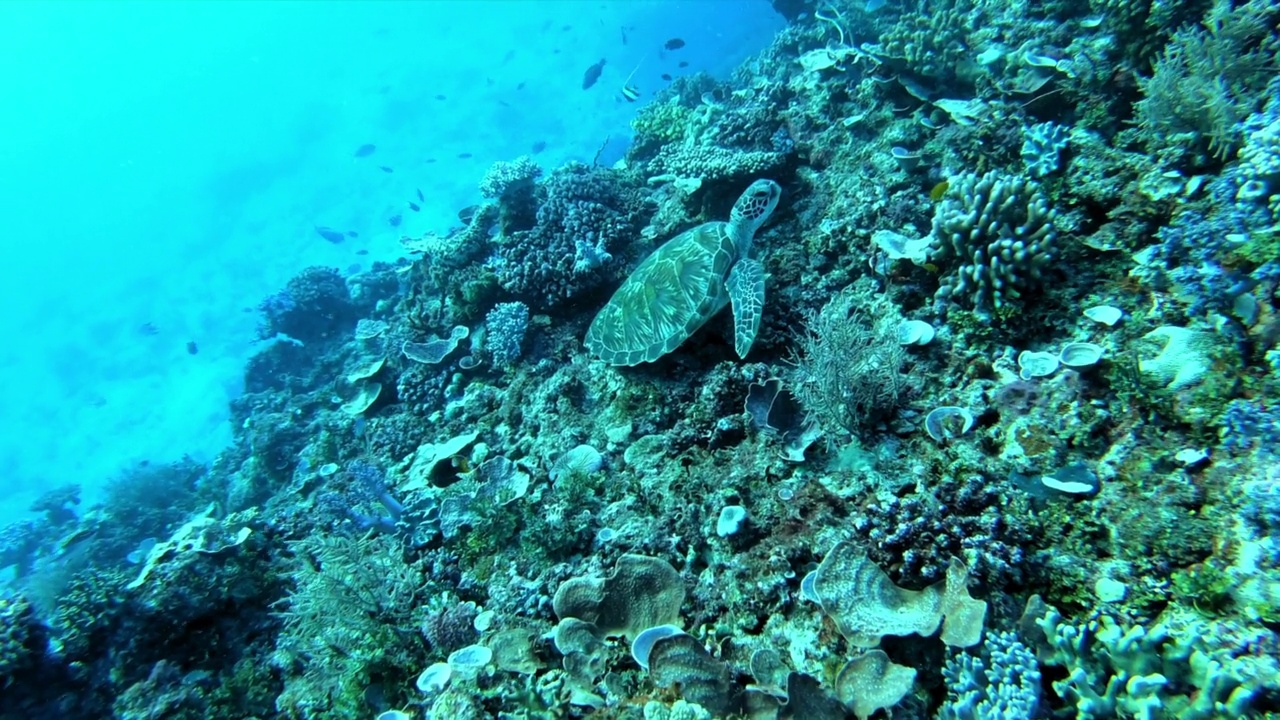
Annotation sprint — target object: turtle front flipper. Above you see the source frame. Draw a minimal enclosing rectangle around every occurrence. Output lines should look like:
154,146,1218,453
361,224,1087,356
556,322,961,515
727,258,765,359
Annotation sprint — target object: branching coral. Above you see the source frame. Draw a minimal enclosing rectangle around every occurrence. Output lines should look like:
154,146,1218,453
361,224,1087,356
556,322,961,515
1135,0,1280,161
275,534,430,717
789,290,912,438
926,170,1058,316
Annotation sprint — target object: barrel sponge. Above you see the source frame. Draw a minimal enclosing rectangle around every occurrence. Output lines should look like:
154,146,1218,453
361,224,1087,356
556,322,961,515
553,554,684,640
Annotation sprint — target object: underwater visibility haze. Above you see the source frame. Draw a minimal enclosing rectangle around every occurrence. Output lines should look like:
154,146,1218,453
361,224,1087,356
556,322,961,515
2,0,1280,718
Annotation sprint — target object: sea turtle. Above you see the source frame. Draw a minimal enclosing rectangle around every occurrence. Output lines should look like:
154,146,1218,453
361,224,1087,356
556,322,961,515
585,179,782,366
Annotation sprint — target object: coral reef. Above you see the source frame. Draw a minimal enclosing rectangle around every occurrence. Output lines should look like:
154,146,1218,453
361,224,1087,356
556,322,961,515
6,2,1280,718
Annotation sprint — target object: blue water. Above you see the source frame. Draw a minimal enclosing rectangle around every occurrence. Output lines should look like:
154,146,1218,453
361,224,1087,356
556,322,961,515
0,0,783,523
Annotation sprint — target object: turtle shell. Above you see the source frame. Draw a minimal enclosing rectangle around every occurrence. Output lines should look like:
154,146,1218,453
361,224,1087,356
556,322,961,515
585,221,737,366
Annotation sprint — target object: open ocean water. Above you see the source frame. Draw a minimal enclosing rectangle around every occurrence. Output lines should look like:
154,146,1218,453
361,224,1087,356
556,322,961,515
1,0,1278,718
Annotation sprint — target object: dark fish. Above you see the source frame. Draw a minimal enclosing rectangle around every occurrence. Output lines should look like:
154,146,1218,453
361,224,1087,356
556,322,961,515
315,225,346,243
426,158,437,164
531,140,547,154
661,73,672,81
379,166,394,173
562,24,572,31
458,205,479,224
678,61,689,68
139,322,159,336
389,215,402,227
499,100,511,107
664,38,685,50
582,58,606,90
186,341,198,355
458,152,473,159
416,188,424,202
516,81,526,90
621,27,628,45
356,249,369,256
347,264,362,275
435,94,446,100
408,202,421,212
354,143,376,157
346,230,358,238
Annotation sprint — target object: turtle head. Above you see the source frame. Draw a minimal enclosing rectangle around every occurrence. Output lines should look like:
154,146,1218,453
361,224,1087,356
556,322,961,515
730,179,782,240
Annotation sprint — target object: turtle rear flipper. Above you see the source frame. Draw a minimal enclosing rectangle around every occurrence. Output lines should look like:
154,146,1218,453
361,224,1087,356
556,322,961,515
728,258,765,359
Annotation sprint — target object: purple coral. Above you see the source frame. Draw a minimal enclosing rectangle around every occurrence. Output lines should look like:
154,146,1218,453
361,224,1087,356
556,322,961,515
256,266,355,343
491,163,647,310
853,475,1035,589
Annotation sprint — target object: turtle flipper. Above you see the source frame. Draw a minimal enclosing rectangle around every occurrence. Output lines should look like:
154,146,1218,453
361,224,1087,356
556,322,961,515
727,259,765,359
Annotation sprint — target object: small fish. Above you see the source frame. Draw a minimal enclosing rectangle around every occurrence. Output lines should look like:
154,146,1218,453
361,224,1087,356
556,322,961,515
516,81,526,90
408,202,421,212
531,140,547,154
416,188,424,202
186,341,198,355
354,143,376,157
621,60,643,102
664,38,685,50
347,263,362,275
582,58,607,90
499,100,511,107
389,214,402,227
929,180,951,202
458,205,479,224
346,230,359,238
356,249,369,256
621,26,628,45
435,94,446,100
678,61,689,68
458,152,473,159
561,24,572,31
315,225,346,243
426,158,437,164
379,166,393,173
661,73,672,81
139,322,159,336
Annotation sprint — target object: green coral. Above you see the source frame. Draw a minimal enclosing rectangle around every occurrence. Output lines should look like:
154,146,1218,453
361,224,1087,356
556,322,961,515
275,534,430,719
1229,225,1280,265
870,0,978,84
0,593,44,679
1135,0,1280,163
632,100,695,152
1171,563,1235,615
